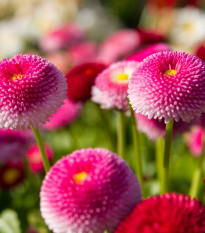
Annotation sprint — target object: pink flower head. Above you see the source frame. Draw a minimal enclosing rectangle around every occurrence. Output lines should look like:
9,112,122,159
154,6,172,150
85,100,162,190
0,161,25,190
0,54,67,131
43,98,81,130
39,23,85,52
186,126,204,156
136,113,196,141
26,144,53,173
97,29,140,64
0,128,32,164
125,43,171,62
129,51,205,123
114,193,205,233
68,41,98,65
40,148,141,233
196,44,205,62
66,62,107,102
92,61,139,111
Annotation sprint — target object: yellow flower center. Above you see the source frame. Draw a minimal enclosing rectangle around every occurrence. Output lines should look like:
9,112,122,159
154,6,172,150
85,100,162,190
73,171,88,184
11,74,24,81
164,69,177,77
3,168,20,184
184,23,193,31
116,73,129,81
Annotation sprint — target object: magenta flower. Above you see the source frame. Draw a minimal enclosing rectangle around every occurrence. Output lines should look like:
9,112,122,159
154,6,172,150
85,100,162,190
26,144,53,173
136,113,196,141
129,51,205,123
185,126,204,156
114,193,205,233
125,43,171,62
97,29,140,64
0,129,32,164
68,41,98,65
0,54,67,131
39,23,85,52
40,148,141,233
92,61,139,111
43,98,81,130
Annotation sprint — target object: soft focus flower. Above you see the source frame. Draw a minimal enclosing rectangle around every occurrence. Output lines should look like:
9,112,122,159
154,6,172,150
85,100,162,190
66,62,107,102
0,129,32,164
0,161,25,190
169,7,205,48
0,54,67,131
26,144,53,173
128,51,205,123
114,193,205,233
97,29,140,64
46,51,71,74
40,148,141,233
39,23,85,52
136,113,196,141
125,43,171,62
43,98,81,130
195,43,205,62
137,28,165,45
68,41,98,65
92,61,139,111
185,126,204,156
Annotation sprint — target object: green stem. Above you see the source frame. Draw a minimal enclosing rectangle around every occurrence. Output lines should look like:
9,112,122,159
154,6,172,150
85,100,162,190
31,125,50,173
95,104,116,151
189,137,205,199
162,121,174,193
117,111,125,158
155,137,165,194
130,106,144,191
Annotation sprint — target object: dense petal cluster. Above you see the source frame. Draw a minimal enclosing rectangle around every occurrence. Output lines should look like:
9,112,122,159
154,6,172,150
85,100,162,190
114,193,205,233
66,62,107,102
0,129,32,164
43,98,81,130
40,148,141,233
26,144,53,173
129,51,205,123
0,54,67,130
92,61,139,111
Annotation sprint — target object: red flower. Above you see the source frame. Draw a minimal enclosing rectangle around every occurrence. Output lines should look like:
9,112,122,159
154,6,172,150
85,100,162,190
66,62,107,102
115,193,205,233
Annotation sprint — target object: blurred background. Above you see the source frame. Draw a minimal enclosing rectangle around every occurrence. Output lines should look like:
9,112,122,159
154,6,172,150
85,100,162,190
1,0,205,232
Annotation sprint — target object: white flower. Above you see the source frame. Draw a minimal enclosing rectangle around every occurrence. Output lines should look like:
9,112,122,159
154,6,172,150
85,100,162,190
169,7,205,48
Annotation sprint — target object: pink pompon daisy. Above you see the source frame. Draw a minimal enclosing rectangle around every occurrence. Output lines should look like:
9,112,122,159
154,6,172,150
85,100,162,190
0,54,67,131
125,43,171,62
0,128,32,164
40,148,141,233
128,51,205,123
114,193,205,233
39,23,85,52
43,98,81,130
92,61,139,111
136,113,197,141
26,144,53,173
185,126,204,156
97,29,140,64
66,62,107,102
0,161,25,190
